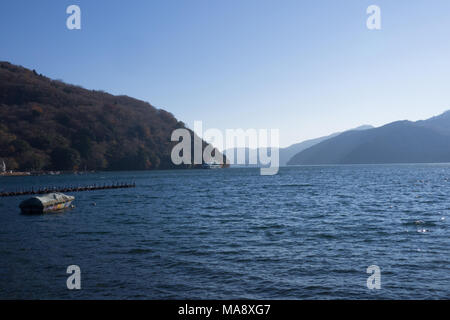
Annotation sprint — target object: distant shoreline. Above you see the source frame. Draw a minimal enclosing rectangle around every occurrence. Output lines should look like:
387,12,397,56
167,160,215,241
3,162,450,178
0,166,230,177
1,170,77,177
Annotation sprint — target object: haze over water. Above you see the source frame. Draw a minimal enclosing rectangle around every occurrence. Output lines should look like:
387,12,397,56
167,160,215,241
0,165,449,299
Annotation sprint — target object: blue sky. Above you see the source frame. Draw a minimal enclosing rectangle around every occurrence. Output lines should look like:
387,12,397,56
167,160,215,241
1,0,450,147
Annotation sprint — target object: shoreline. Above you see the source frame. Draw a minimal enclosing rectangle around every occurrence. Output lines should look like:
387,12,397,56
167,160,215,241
0,170,80,177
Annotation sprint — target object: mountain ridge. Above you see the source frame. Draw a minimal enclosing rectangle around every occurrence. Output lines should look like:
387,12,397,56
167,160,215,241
225,125,373,167
288,111,450,165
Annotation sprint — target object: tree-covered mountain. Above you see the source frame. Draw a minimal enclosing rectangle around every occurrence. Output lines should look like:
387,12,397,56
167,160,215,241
0,61,220,171
287,111,450,165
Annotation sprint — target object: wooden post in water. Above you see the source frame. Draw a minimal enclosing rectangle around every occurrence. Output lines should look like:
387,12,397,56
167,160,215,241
0,182,136,197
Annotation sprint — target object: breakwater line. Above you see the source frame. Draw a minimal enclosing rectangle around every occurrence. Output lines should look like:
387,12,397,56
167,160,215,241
0,182,136,197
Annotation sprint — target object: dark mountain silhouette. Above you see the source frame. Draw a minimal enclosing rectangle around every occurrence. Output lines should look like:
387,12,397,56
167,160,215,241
224,125,372,167
0,61,223,171
288,112,450,165
279,125,372,166
416,110,450,136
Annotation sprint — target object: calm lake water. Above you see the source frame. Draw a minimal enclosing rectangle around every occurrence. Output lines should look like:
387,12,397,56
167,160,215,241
0,165,449,299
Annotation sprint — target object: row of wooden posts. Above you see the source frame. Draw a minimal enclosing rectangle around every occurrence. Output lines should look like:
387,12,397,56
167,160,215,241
0,182,136,197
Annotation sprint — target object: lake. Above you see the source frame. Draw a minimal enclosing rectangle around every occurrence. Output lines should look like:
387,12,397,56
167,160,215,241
0,165,449,299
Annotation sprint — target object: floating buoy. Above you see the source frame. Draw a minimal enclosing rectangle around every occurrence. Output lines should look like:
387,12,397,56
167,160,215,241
19,193,75,214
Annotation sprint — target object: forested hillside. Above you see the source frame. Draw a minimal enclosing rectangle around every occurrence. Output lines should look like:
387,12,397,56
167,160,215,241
0,61,215,171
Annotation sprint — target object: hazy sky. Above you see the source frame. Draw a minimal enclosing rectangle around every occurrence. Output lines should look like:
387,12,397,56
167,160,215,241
1,0,450,147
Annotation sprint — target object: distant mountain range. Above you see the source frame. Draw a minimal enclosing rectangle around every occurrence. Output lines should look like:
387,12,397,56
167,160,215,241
288,111,450,165
225,125,373,167
279,125,373,166
3,62,447,171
